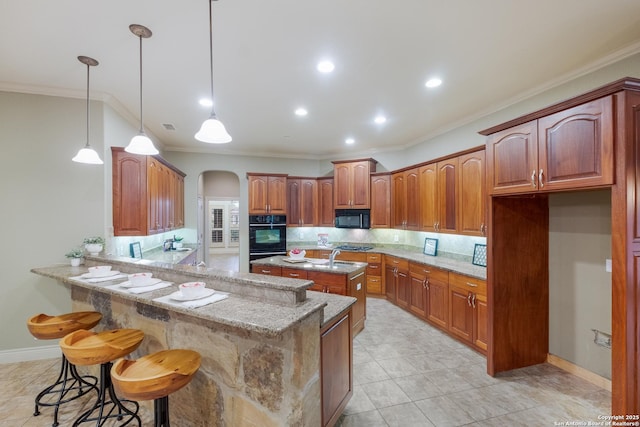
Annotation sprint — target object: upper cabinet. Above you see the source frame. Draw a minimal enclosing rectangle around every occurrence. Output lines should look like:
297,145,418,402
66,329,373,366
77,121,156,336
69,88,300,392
370,174,391,228
486,96,613,195
247,174,287,214
317,178,335,227
112,147,186,236
457,150,486,236
287,177,317,226
391,168,419,230
333,159,377,209
419,158,459,233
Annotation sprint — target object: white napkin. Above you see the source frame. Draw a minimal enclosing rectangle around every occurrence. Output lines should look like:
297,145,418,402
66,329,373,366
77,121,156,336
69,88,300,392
106,281,173,294
153,292,229,309
70,274,128,283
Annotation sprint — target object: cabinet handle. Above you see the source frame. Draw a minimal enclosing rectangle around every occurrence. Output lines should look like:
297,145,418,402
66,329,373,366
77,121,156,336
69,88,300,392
423,278,429,289
531,170,537,188
423,269,430,274
289,273,299,277
262,269,271,274
471,293,477,308
393,267,398,277
436,221,440,231
480,223,486,235
467,293,472,306
466,282,478,287
539,169,544,188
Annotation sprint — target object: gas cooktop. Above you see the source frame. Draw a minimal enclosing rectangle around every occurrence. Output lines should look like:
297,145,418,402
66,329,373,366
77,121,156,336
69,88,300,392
335,245,374,252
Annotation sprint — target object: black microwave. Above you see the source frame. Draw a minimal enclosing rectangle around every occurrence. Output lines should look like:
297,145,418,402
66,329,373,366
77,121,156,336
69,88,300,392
335,209,371,229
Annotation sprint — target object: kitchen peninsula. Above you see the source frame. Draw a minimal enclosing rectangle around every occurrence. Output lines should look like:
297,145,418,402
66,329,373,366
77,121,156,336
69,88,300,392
31,254,357,427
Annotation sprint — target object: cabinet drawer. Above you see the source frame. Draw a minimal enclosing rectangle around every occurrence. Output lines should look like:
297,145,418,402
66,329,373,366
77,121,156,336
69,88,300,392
385,256,408,270
409,263,448,282
366,253,382,263
338,252,367,262
282,268,307,279
449,272,486,296
366,263,381,276
366,276,382,294
252,265,282,276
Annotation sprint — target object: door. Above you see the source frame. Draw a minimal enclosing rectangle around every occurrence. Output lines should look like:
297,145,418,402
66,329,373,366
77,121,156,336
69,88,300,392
419,163,438,232
458,150,486,236
370,174,390,228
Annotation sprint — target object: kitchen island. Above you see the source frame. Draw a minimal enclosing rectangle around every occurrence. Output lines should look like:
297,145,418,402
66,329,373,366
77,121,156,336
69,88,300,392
31,255,357,427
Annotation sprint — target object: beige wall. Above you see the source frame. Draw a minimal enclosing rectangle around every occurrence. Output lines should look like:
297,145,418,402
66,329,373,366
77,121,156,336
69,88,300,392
203,171,240,198
549,191,612,379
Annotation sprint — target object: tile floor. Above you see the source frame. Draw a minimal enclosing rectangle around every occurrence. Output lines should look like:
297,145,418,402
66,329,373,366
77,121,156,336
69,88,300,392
2,297,611,426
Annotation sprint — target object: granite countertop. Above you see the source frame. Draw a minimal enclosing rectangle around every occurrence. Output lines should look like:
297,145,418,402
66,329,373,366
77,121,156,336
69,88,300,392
251,256,368,275
137,247,196,264
293,244,487,280
31,260,356,335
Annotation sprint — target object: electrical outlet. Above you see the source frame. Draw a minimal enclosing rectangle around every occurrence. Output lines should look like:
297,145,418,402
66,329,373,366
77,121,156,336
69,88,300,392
298,231,304,240
393,234,399,242
605,259,612,273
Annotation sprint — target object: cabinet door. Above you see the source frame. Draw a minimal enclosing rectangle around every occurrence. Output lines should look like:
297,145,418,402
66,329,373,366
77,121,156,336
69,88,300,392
267,176,287,214
300,179,317,226
427,278,448,329
351,161,371,208
391,172,405,229
419,163,438,232
473,292,488,351
175,174,184,228
321,312,352,427
147,159,162,234
457,150,486,236
349,272,366,335
317,178,334,226
486,120,538,195
437,158,458,233
408,271,427,319
538,96,613,191
333,163,352,209
248,175,269,214
370,175,390,228
286,179,301,226
396,269,410,309
384,263,396,303
405,168,420,230
113,150,148,236
448,285,473,343
161,164,171,232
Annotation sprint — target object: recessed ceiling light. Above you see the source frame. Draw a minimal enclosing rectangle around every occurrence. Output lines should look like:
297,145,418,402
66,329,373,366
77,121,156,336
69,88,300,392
374,115,387,124
317,60,335,73
295,107,308,116
345,138,355,145
425,78,442,88
199,98,213,107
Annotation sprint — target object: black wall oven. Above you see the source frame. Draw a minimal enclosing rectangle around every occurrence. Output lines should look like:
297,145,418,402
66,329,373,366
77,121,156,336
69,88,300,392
249,215,287,265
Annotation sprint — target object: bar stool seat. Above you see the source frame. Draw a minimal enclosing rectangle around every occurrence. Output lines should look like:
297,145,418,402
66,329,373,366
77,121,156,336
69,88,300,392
111,349,201,427
60,328,145,426
27,311,102,427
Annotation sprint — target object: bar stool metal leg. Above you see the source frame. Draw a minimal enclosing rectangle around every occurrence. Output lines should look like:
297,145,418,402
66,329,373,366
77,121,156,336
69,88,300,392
154,396,170,427
72,362,141,427
33,354,98,427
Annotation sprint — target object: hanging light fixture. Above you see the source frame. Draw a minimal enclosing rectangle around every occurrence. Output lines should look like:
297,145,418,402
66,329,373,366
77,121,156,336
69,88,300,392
125,24,159,155
72,56,103,164
195,0,232,144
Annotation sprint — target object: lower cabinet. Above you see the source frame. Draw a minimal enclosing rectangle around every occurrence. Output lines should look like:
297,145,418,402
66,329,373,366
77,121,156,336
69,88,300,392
385,256,409,309
321,310,353,427
408,263,448,329
365,253,383,295
448,272,487,351
251,265,282,276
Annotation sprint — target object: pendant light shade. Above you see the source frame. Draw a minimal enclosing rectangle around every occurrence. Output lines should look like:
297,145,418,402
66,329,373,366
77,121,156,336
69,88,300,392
72,56,103,165
125,24,159,155
195,0,232,144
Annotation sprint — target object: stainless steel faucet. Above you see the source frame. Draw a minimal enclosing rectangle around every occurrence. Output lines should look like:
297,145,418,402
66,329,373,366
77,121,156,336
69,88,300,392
329,249,341,267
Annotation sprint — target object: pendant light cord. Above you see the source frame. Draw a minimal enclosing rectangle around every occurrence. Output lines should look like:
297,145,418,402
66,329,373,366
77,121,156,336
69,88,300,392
85,62,91,147
208,0,216,117
138,34,144,133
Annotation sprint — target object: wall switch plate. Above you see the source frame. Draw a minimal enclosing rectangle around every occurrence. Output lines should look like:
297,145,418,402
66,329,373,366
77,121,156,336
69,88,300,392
356,283,362,291
606,259,612,273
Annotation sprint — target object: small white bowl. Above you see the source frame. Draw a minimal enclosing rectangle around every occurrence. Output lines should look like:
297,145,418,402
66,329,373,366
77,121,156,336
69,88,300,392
289,249,306,260
128,272,153,286
88,265,112,277
179,282,206,298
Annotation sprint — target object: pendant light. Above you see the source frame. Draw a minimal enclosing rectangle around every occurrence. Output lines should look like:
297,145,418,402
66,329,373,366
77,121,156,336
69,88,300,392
72,56,104,164
195,0,232,144
125,24,159,155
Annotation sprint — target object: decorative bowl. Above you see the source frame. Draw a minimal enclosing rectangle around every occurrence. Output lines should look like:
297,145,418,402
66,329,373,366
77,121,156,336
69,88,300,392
178,282,206,298
289,249,306,260
88,265,112,277
128,272,154,286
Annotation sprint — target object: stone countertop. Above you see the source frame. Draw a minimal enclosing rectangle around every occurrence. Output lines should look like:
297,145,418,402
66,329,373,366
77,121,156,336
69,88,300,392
294,245,487,280
31,261,356,336
137,247,196,264
251,256,368,275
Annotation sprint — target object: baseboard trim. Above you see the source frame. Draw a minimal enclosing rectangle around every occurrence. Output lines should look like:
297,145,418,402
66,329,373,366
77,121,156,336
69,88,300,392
547,353,611,392
0,345,61,364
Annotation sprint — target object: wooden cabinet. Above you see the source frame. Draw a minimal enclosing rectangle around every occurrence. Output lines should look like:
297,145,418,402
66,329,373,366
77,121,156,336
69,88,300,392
391,168,420,230
409,263,449,329
112,147,186,236
365,253,383,295
287,177,317,226
419,159,458,233
317,178,335,227
282,267,307,280
370,174,391,228
486,96,613,195
448,273,487,352
384,256,409,309
251,265,282,276
457,150,486,236
332,159,376,209
320,310,353,427
247,173,287,214
348,272,367,335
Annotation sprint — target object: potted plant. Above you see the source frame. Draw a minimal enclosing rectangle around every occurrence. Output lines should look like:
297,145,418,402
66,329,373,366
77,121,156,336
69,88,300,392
65,248,84,267
83,236,105,256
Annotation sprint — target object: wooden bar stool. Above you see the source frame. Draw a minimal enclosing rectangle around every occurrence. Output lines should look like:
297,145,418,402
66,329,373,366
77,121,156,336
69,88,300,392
27,311,102,427
111,349,201,427
60,328,145,426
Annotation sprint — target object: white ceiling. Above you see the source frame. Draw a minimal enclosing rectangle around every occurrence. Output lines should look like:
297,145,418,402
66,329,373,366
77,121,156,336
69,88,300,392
2,0,640,159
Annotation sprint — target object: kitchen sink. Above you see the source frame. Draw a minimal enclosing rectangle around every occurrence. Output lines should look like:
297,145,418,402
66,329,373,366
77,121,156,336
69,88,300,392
335,245,373,251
